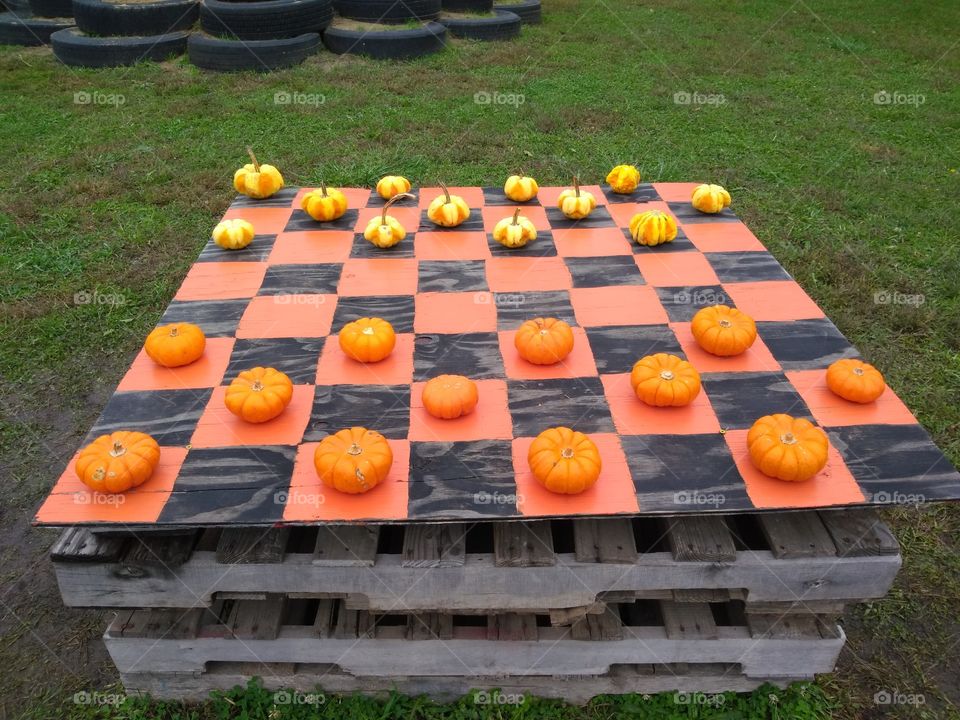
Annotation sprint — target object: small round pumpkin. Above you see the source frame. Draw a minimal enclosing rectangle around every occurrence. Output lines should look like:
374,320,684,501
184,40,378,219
76,431,161,494
212,218,255,250
224,367,293,423
314,426,393,494
233,147,283,200
691,183,731,214
557,176,597,220
748,414,829,482
528,426,602,495
629,210,678,246
339,317,396,363
515,317,575,365
606,164,641,194
422,374,478,420
363,193,414,248
691,305,757,357
630,353,701,407
427,182,471,227
504,174,539,202
826,359,886,403
492,208,537,249
302,181,348,222
376,175,411,200
144,323,206,368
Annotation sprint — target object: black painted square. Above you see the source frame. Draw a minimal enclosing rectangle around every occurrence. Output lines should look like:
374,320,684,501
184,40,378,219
482,187,543,206
160,300,248,338
305,385,410,440
418,210,485,232
413,332,505,381
258,264,343,295
702,372,814,430
545,206,616,230
655,285,732,322
418,260,489,293
228,187,299,209
666,202,739,223
284,208,360,233
197,235,276,263
622,226,697,254
601,183,661,204
87,389,212,446
332,295,415,334
487,230,557,257
586,325,683,374
564,256,645,288
705,252,790,283
365,189,416,207
225,337,324,385
508,377,614,436
757,319,858,370
349,232,416,259
495,291,575,330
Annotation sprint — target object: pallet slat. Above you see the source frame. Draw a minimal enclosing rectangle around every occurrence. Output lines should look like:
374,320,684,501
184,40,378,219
757,512,837,559
494,521,555,567
666,517,736,562
402,524,465,568
818,510,900,556
574,519,638,564
313,526,379,566
216,528,289,564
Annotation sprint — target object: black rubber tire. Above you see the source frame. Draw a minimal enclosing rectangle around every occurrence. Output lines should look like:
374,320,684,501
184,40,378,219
200,0,331,40
494,0,537,23
0,11,71,43
73,0,196,36
51,26,186,65
322,20,445,59
331,0,439,24
1,0,31,13
441,0,490,11
188,31,318,70
28,0,71,17
440,8,518,39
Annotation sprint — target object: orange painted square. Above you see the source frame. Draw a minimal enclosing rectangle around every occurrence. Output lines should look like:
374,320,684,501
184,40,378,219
486,256,572,292
268,231,355,264
552,227,634,257
34,447,187,525
284,441,409,522
414,292,497,334
117,337,235,392
671,322,781,373
174,262,267,301
651,182,700,202
600,372,721,435
634,252,720,287
785,369,917,428
190,385,315,448
409,379,513,442
683,222,766,252
414,231,491,260
605,201,674,229
480,205,550,233
725,429,866,509
236,294,336,339
570,285,669,326
724,281,825,322
338,258,419,296
512,434,639,517
417,186,486,210
536,185,607,207
222,207,294,235
292,187,372,210
498,327,598,379
315,333,414,385
354,205,422,234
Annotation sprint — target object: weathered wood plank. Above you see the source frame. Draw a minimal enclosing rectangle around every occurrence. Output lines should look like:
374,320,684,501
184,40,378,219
494,521,555,567
406,613,453,641
313,600,337,638
573,519,638,564
757,512,837,559
819,510,900,557
746,613,822,640
216,528,289,564
549,602,605,626
313,526,379,566
487,613,537,641
666,517,736,562
661,602,718,640
226,596,286,640
672,589,730,603
118,608,203,639
122,532,199,569
402,524,465,568
50,527,126,563
570,607,623,641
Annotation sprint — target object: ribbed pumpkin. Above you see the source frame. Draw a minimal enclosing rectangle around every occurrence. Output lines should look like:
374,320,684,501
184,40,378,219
748,414,829,482
528,427,602,494
629,210,678,246
212,218,255,250
144,323,206,368
302,181,348,222
314,426,393,494
606,164,641,194
515,317,574,365
630,353,701,407
422,375,478,420
233,147,283,200
376,175,411,200
76,431,161,493
427,182,471,227
492,208,537,248
339,317,396,363
224,367,293,423
826,359,886,403
691,305,757,357
691,183,731,214
557,176,596,220
504,174,539,202
363,193,414,248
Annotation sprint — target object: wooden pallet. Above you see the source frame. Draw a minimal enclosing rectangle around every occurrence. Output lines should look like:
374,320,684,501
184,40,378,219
53,510,900,613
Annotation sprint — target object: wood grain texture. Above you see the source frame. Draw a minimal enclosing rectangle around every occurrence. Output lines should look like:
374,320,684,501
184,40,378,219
258,263,343,295
487,230,558,257
701,372,814,430
756,318,858,370
564,255,645,288
544,206,617,229
159,299,248,337
197,235,276,263
305,384,410,440
494,290,575,329
417,260,488,292
413,332,505,381
87,389,212,446
585,325,682,374
704,251,790,283
331,294,415,334
507,377,614,435
224,337,324,385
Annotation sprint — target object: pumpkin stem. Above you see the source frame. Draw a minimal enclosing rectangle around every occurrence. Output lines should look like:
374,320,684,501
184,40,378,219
319,179,328,197
362,326,375,336
718,319,732,328
246,147,260,173
169,327,179,338
109,441,127,458
251,381,264,392
659,370,675,381
438,181,451,204
560,447,575,459
511,207,521,226
381,192,414,224
347,443,363,456
780,432,798,445
573,176,580,198
853,367,864,376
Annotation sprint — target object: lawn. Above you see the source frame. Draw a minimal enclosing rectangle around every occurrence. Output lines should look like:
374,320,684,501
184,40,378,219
1,0,959,717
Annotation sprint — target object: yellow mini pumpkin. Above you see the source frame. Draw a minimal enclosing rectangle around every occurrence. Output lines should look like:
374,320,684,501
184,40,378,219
504,174,539,202
212,218,255,250
376,175,412,200
629,210,678,246
492,208,537,249
302,181,348,222
363,193,414,249
233,147,284,200
691,183,731,214
606,164,641,194
557,176,597,220
427,182,470,227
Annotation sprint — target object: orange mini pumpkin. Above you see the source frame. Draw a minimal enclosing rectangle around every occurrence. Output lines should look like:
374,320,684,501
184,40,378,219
826,358,886,403
314,426,393,494
76,431,161,494
528,426,602,494
224,367,293,423
339,317,396,363
515,317,575,365
302,181,348,222
630,353,701,407
422,374,478,420
748,414,829,482
144,323,206,368
691,305,757,357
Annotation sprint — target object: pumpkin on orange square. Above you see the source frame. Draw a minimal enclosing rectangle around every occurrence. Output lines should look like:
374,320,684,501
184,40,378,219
315,333,414,385
683,222,765,252
337,258,419,296
486,256,572,293
34,447,187,525
605,201,674,229
498,327,598,380
536,185,606,208
417,186,486,210
670,322,781,373
551,227,634,257
723,281,825,322
354,205,422,234
480,205,550,233
268,231,355,264
512,433,639,517
724,428,865,509
284,441,409,522
236,294,336,339
190,385,315,448
633,252,720,287
414,231,491,260
408,379,512,442
174,262,268,301
118,337,235,392
600,372,721,435
785,369,917,428
222,207,294,235
651,182,701,202
569,285,669,327
414,292,497,334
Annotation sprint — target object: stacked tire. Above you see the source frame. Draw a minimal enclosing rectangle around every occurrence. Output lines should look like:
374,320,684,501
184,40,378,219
435,0,528,42
0,0,72,46
322,0,445,59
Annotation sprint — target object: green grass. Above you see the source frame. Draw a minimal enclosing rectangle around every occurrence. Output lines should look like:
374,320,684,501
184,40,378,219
1,0,959,718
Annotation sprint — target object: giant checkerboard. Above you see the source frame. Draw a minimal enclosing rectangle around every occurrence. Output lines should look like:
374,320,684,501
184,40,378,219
35,182,960,527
